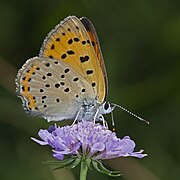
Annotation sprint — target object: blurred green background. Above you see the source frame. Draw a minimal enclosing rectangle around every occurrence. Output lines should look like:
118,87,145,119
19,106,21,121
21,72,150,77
0,0,180,179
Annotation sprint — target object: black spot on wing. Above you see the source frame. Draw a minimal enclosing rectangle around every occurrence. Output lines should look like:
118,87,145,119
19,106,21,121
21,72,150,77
86,70,93,75
67,50,75,55
92,82,96,87
64,68,70,73
55,83,60,88
47,73,52,76
73,77,79,82
61,54,67,59
68,39,73,44
64,88,70,92
74,37,79,42
51,44,55,50
80,55,89,63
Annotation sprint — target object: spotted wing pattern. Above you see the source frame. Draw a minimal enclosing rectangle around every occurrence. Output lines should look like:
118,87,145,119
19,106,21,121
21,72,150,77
16,57,95,121
80,17,108,99
39,16,106,103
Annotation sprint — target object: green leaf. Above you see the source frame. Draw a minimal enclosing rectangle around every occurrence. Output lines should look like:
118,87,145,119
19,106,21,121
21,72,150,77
66,157,81,169
96,160,122,176
44,157,74,165
85,158,93,170
92,160,121,177
45,157,75,170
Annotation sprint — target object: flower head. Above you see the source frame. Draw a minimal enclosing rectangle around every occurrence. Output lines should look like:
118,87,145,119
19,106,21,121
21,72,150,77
32,121,146,160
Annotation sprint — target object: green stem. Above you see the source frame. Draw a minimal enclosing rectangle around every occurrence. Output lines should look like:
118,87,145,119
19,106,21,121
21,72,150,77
80,158,88,180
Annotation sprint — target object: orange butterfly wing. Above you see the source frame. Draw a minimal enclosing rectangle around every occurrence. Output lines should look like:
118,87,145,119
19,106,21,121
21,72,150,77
39,16,107,104
80,17,108,100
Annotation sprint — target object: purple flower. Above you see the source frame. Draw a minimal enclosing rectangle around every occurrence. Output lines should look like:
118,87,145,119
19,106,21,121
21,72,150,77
31,121,147,161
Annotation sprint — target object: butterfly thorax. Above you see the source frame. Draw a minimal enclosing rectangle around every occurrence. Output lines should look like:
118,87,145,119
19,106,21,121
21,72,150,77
77,100,114,122
77,99,99,121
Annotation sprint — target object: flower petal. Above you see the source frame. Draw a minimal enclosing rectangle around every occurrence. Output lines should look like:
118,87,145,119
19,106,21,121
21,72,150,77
91,143,105,152
32,121,147,161
31,137,48,145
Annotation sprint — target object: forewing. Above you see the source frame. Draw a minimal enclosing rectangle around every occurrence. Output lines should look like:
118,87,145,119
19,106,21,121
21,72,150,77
39,16,106,103
16,57,95,121
80,17,108,100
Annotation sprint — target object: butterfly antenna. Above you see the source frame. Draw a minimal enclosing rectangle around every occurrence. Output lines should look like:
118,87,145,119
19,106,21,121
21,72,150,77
110,110,116,132
111,103,149,124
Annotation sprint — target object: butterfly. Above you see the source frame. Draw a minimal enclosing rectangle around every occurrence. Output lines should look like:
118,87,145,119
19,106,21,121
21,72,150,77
16,15,148,124
16,16,115,123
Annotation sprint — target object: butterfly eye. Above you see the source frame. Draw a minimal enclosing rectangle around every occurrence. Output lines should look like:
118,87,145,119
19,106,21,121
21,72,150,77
104,102,109,110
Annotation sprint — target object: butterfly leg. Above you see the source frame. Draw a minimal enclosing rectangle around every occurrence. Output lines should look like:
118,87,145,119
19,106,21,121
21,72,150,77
71,107,83,126
105,121,109,128
99,115,105,126
98,115,108,128
93,108,99,124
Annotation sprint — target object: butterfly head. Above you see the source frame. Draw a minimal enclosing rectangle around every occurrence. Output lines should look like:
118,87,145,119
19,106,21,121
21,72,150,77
100,101,115,115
